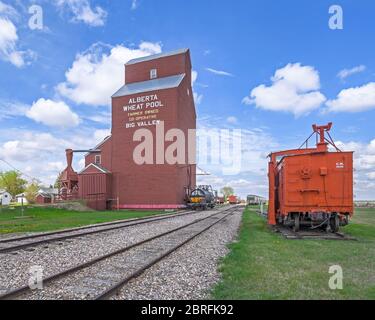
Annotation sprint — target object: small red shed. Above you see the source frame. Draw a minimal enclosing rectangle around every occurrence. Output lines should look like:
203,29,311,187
78,163,112,211
36,193,52,204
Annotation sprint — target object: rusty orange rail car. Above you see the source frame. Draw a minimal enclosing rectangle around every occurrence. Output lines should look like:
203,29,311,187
268,123,354,232
228,195,238,205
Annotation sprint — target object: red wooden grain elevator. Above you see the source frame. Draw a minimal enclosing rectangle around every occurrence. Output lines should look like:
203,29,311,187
267,123,354,232
61,49,197,210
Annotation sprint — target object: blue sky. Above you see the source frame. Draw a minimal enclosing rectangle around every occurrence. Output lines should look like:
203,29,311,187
0,0,375,199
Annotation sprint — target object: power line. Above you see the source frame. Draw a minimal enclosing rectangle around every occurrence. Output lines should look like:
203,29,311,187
197,166,211,176
0,158,42,183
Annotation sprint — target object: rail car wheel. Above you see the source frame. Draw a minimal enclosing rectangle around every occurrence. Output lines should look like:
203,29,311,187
277,215,283,224
293,215,300,232
330,215,340,233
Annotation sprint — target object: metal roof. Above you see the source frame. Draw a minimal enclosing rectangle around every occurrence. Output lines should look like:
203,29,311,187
84,135,112,157
79,163,111,175
112,73,185,98
38,187,59,195
37,192,52,198
126,48,189,66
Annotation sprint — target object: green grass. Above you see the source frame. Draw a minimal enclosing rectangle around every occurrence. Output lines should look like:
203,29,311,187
212,206,375,300
0,206,167,234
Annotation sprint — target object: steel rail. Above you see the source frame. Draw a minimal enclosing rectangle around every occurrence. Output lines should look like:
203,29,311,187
0,209,197,244
0,209,204,254
273,225,356,240
0,206,239,300
95,207,239,300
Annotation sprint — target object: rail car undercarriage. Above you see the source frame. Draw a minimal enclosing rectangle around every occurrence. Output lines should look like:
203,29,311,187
279,212,351,233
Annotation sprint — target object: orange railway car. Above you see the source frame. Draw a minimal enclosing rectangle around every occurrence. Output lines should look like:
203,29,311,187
268,123,354,232
228,195,238,205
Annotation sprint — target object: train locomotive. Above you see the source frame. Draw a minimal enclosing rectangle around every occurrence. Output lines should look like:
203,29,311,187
187,185,216,210
268,123,354,232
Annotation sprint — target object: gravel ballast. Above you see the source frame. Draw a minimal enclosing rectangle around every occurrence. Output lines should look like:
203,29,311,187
113,209,243,300
0,210,219,294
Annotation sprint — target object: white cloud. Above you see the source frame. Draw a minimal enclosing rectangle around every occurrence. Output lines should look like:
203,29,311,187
243,63,326,117
197,116,276,178
194,92,203,105
205,67,234,77
0,2,35,67
335,139,375,199
56,42,162,106
197,174,268,199
0,132,70,163
0,128,110,185
199,133,375,200
227,178,268,190
0,100,28,119
0,1,17,17
191,70,203,105
55,0,107,26
46,161,65,171
84,110,111,125
131,0,138,10
191,70,198,85
326,82,375,113
226,116,237,124
138,41,161,53
0,18,18,51
93,128,111,142
337,65,366,80
0,17,33,67
26,98,80,128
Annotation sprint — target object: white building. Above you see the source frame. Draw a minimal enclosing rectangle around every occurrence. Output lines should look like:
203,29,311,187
15,193,28,205
0,189,12,206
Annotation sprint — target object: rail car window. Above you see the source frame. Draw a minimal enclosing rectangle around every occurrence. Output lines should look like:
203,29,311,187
191,190,204,197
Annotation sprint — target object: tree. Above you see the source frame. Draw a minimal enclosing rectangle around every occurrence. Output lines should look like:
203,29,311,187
0,171,27,197
220,186,234,201
25,181,40,204
54,172,63,189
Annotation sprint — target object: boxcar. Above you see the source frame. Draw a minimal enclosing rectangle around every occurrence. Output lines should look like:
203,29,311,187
228,195,238,205
268,123,354,232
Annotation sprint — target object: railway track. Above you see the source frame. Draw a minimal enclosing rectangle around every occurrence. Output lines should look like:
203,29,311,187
0,205,242,300
272,225,357,240
0,209,205,254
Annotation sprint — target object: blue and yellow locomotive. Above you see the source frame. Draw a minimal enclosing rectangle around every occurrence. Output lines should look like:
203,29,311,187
187,185,216,210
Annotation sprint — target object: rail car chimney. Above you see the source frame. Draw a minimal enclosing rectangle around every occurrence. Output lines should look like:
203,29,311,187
312,122,332,152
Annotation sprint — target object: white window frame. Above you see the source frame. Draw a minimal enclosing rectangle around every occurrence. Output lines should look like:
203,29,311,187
150,68,157,79
95,155,101,165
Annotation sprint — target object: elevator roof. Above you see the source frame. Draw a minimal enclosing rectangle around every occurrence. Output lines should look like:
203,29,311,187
126,48,189,65
112,73,186,98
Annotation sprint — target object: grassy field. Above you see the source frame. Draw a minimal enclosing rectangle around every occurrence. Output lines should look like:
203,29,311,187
212,206,375,300
0,206,166,234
